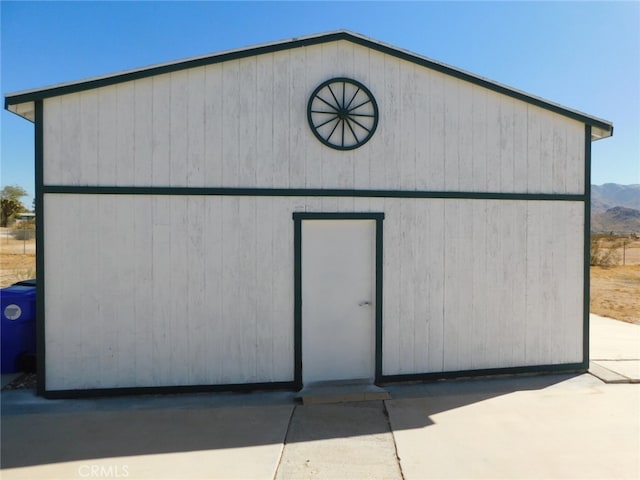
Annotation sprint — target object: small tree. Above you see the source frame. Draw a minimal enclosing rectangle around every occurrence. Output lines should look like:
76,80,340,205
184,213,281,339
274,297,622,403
0,185,28,227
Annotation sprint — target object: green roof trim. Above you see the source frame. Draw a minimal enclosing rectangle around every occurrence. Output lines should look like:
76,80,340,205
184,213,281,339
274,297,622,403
4,30,613,138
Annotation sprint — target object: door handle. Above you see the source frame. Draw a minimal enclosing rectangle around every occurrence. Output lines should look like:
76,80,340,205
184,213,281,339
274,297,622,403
358,301,371,307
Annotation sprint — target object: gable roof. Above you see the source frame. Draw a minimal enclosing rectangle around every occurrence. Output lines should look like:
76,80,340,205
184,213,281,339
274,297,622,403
4,30,612,140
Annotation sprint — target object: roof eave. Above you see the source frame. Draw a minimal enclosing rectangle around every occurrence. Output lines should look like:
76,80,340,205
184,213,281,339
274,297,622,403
4,30,614,137
3,30,354,110
591,124,613,141
6,100,35,122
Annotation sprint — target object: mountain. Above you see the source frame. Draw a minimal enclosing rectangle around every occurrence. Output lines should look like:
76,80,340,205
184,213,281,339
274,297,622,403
592,206,640,234
590,184,640,234
591,183,640,214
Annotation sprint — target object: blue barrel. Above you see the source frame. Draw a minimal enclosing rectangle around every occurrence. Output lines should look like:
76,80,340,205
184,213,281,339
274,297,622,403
1,283,37,374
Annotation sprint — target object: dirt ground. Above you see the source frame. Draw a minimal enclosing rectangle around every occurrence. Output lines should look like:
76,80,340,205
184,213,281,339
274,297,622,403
0,230,36,287
596,238,640,266
620,240,640,265
589,240,640,324
590,266,640,324
1,229,638,324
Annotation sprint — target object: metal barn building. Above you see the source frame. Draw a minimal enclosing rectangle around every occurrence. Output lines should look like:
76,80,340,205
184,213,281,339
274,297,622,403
5,31,613,397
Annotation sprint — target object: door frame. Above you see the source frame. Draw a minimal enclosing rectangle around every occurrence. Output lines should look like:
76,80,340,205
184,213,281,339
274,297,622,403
293,212,384,389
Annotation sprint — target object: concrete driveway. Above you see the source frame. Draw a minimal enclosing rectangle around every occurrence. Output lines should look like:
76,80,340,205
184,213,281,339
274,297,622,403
2,315,639,479
590,313,640,382
386,374,639,479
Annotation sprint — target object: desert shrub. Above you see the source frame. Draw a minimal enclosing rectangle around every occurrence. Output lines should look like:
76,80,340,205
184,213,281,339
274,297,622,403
11,221,35,240
590,235,622,266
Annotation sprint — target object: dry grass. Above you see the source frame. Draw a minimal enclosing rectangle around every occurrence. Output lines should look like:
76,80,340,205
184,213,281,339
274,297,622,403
618,239,640,265
1,228,638,324
590,265,640,324
589,238,640,324
1,229,36,287
594,238,640,266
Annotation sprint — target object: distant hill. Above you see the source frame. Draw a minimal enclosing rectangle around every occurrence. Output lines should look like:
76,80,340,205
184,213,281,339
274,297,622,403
590,184,640,234
591,183,640,213
592,206,640,234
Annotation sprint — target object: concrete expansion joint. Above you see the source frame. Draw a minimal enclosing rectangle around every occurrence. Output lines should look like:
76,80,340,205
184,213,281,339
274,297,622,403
273,405,297,480
383,400,406,480
592,358,640,361
588,361,639,384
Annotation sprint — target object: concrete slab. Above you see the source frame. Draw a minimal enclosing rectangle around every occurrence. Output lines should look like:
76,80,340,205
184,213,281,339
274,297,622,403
2,310,639,480
1,393,294,480
590,314,640,383
2,374,639,480
386,374,640,480
275,401,402,479
297,379,391,404
595,360,640,382
590,314,640,360
589,361,633,383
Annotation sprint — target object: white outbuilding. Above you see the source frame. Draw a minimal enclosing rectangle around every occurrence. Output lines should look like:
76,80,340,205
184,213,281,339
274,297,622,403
5,31,613,397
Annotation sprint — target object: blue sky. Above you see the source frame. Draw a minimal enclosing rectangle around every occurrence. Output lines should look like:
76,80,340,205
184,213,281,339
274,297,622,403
2,1,639,206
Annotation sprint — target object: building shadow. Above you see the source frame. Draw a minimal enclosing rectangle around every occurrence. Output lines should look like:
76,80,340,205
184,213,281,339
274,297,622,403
1,373,582,469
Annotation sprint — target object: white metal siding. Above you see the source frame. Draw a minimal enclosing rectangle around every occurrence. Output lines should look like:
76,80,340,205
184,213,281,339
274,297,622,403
44,195,583,390
44,194,295,389
381,199,584,375
42,41,585,194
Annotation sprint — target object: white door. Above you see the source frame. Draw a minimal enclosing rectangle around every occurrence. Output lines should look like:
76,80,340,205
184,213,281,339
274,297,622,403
301,219,376,384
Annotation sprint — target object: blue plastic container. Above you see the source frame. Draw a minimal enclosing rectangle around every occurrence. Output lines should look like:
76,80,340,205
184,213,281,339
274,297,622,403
1,284,37,374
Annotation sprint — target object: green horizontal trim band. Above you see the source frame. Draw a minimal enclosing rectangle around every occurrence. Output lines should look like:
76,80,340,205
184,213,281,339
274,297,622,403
379,362,588,384
293,212,385,220
41,363,587,398
42,381,298,399
42,185,586,202
5,31,612,133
